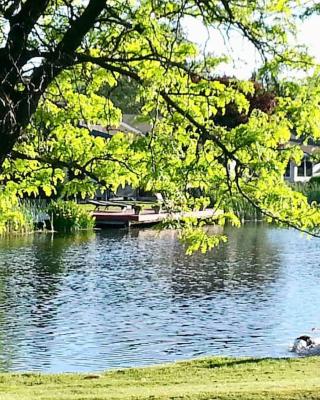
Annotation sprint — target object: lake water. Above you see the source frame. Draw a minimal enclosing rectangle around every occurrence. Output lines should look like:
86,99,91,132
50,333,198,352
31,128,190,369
0,224,319,372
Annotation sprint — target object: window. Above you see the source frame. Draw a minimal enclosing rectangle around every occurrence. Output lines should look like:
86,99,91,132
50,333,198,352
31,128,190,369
285,163,291,178
306,160,313,177
297,156,313,177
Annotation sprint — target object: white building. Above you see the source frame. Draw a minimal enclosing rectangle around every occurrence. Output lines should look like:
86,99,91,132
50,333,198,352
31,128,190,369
284,143,320,183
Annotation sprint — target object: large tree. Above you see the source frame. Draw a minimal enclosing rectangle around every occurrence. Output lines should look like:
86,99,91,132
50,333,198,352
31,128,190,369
1,0,320,247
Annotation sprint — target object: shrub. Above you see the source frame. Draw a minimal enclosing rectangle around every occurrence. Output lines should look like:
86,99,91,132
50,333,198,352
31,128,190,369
0,190,33,235
289,182,320,204
309,176,320,185
223,195,262,222
47,200,94,232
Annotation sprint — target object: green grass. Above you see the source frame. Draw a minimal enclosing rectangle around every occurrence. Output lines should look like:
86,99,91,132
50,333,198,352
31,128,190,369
1,356,320,399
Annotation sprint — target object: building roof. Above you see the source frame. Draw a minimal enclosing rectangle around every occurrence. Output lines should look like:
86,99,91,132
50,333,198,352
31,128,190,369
288,140,320,156
87,114,150,139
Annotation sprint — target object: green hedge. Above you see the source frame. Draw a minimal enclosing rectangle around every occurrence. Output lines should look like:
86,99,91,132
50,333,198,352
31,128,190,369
48,200,94,232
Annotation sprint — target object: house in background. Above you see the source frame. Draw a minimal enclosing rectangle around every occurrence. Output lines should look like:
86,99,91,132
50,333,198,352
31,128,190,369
284,141,320,183
88,116,320,185
89,115,155,201
89,114,150,139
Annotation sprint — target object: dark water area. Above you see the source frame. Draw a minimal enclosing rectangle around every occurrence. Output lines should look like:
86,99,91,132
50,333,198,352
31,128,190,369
0,224,319,372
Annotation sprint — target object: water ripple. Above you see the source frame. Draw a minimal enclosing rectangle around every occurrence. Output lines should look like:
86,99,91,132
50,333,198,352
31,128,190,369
0,225,319,372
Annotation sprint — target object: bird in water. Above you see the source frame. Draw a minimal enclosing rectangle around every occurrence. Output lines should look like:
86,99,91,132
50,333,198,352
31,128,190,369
291,329,320,355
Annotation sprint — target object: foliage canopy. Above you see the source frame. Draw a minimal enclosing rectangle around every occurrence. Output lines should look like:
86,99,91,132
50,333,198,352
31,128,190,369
0,0,320,244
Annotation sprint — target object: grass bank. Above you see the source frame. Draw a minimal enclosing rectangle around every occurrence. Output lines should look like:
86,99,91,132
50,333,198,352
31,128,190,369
1,356,320,399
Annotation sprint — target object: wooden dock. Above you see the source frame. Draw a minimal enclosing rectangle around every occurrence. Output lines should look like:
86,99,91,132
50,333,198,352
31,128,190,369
93,209,217,227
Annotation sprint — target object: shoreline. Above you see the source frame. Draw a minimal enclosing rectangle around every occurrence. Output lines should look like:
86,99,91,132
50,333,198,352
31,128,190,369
1,356,320,399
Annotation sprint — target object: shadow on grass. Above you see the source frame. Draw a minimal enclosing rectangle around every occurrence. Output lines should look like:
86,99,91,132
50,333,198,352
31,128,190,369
193,356,293,369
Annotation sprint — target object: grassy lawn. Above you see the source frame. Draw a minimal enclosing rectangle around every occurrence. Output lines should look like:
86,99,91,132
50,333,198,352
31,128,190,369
1,356,320,400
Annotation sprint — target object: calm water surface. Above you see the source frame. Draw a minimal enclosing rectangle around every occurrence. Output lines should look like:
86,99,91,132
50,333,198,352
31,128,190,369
0,224,319,372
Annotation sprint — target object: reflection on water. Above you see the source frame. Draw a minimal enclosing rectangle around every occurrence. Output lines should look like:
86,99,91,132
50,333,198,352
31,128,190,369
0,224,319,372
